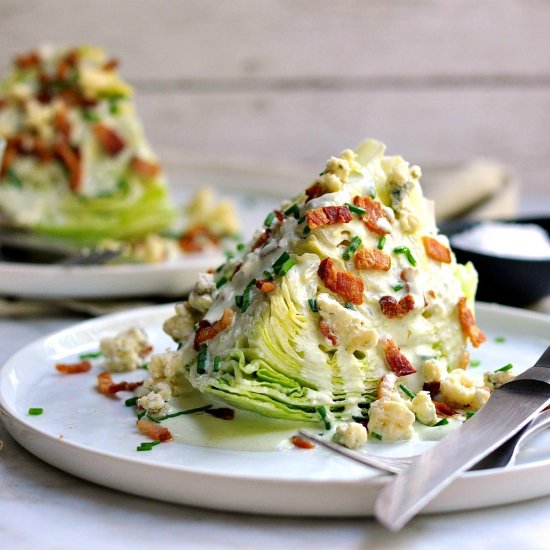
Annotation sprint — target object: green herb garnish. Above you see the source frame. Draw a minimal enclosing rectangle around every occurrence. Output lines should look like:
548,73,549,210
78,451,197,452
343,302,355,310
82,108,100,122
263,270,274,281
241,278,257,312
495,336,506,343
392,284,404,292
495,363,513,373
264,212,276,227
235,295,244,308
137,440,161,451
342,236,362,261
470,359,481,367
137,410,147,420
394,246,417,266
466,411,476,419
237,243,245,251
371,432,383,440
157,404,213,421
125,397,138,407
197,344,208,374
303,225,311,236
317,406,331,430
213,356,221,372
433,418,449,427
345,203,366,216
276,258,296,276
6,168,22,188
79,350,103,359
216,276,228,289
284,204,300,218
399,384,415,399
377,236,386,250
308,298,319,312
28,408,43,416
272,252,295,276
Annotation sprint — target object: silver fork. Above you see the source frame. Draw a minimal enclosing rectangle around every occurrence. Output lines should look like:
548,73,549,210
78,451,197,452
297,408,550,474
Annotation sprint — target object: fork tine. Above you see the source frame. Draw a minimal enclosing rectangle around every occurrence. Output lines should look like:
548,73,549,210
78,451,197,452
297,431,407,474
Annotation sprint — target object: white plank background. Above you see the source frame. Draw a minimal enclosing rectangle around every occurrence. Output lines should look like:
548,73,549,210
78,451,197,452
0,0,549,204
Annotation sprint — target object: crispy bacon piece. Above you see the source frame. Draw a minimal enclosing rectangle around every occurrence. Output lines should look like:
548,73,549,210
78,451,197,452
15,50,40,69
55,139,81,191
318,257,364,305
291,435,315,450
353,196,392,235
93,123,126,156
457,297,487,348
97,372,143,396
379,294,415,319
306,205,352,229
136,418,172,442
56,50,78,81
434,401,457,416
130,157,161,178
275,209,285,222
54,108,71,140
305,181,325,201
206,408,235,420
55,360,92,374
422,236,452,264
354,248,391,271
103,58,119,71
0,139,17,178
194,308,234,350
319,319,339,346
179,225,219,253
255,279,276,293
382,338,416,376
423,381,441,399
251,229,271,252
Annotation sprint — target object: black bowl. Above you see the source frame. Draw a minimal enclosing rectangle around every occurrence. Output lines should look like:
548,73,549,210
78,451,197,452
440,216,550,307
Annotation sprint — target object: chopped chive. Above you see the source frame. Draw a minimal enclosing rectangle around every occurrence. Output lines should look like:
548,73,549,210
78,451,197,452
215,262,225,273
303,225,311,236
264,212,276,227
377,236,386,250
495,336,506,343
82,109,100,122
125,396,138,407
345,203,366,216
317,406,331,430
284,204,300,218
394,246,417,266
146,413,161,424
308,298,319,312
241,279,257,313
197,344,208,374
495,363,513,373
216,276,228,289
343,302,355,310
263,270,274,281
352,415,368,423
235,295,243,308
137,410,146,420
224,251,235,260
470,359,481,367
28,407,43,416
371,432,383,440
392,284,404,292
466,411,476,419
298,215,306,224
277,258,296,276
138,364,149,370
137,445,153,451
433,418,449,427
177,341,184,351
272,252,292,275
6,168,23,188
213,356,221,372
79,350,102,359
342,236,362,261
237,243,245,251
399,384,415,399
157,404,213,421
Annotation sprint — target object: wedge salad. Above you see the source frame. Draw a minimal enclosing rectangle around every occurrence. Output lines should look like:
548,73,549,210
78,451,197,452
121,138,502,449
0,45,237,260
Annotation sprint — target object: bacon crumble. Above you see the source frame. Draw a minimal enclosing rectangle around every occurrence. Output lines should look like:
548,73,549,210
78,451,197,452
422,236,452,264
305,181,325,201
317,257,364,305
319,319,339,346
423,381,441,399
306,205,352,229
291,435,315,449
255,279,276,293
382,338,416,376
93,123,126,156
354,247,391,271
457,297,487,348
379,294,415,318
434,401,457,417
179,225,219,253
97,371,144,396
353,196,392,236
55,360,92,374
130,157,160,178
194,308,234,350
136,418,172,442
251,229,271,251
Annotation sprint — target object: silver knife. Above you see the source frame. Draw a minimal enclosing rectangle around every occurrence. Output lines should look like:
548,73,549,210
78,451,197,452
375,345,550,531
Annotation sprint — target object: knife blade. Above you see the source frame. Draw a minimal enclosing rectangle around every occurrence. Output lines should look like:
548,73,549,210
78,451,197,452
375,345,550,531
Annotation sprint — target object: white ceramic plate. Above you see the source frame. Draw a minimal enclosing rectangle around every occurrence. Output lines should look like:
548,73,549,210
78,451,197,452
1,302,550,517
0,159,304,299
